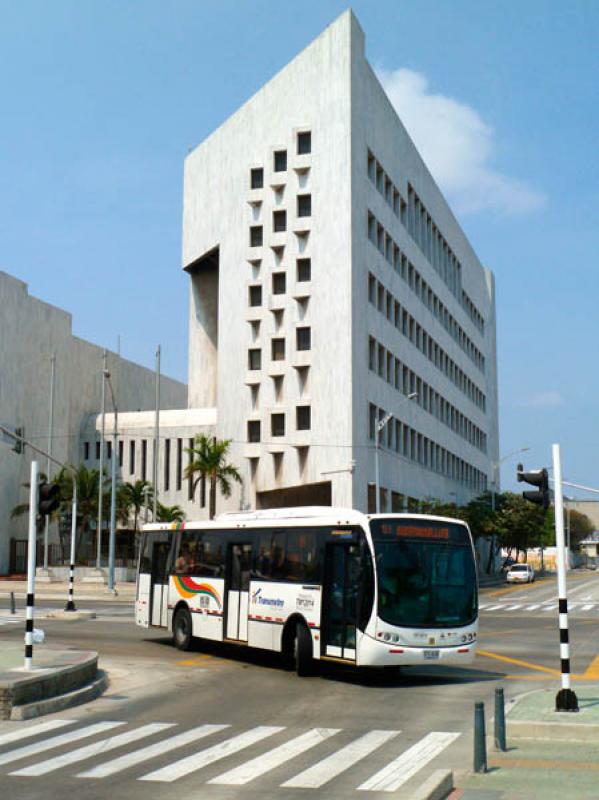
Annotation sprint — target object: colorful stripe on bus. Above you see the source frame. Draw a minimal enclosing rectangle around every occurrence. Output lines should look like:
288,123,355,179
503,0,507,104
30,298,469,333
173,576,222,608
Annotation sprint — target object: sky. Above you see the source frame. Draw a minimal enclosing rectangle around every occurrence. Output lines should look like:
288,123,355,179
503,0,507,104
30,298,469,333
1,1,598,495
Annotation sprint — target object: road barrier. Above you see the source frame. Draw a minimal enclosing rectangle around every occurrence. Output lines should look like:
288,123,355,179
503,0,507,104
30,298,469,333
474,701,487,773
494,687,506,751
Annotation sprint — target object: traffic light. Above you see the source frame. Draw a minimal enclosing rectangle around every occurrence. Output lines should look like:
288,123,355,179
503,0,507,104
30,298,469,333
516,464,550,510
12,426,24,454
38,482,60,516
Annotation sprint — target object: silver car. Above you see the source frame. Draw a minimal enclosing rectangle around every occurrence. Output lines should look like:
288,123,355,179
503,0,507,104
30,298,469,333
506,564,535,583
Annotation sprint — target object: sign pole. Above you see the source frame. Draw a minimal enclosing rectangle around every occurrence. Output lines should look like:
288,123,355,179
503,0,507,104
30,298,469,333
25,460,39,670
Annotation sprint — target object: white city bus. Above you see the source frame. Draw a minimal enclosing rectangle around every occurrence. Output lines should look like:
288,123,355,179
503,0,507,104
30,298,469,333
136,507,478,675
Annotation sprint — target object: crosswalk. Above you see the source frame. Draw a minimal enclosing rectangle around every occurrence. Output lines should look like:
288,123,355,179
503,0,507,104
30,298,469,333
0,717,462,793
480,600,599,615
0,613,22,628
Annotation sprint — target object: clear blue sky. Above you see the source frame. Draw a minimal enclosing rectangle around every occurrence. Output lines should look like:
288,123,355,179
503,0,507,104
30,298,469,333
1,1,597,494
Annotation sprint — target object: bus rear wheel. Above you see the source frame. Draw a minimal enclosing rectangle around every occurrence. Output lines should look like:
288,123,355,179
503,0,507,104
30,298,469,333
293,622,314,677
173,606,193,651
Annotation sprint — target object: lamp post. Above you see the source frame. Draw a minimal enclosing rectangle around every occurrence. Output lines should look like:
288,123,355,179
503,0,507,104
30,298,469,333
96,351,107,571
491,447,530,512
104,370,118,593
375,392,417,514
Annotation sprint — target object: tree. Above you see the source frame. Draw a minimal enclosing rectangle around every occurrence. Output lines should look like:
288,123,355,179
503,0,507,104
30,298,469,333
568,510,594,549
119,480,153,540
156,502,185,523
54,465,110,559
185,435,242,519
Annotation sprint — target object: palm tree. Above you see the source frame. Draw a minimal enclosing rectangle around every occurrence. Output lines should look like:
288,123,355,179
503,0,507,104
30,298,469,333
10,471,52,536
156,502,185,523
119,480,153,541
185,435,242,519
54,465,109,558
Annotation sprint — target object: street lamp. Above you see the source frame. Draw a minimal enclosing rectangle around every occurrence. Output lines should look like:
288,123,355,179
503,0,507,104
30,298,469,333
96,351,108,571
104,369,118,594
491,447,530,511
374,392,418,514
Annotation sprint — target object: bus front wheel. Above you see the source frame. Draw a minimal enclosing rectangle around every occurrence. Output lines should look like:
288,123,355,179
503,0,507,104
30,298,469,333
173,606,193,651
293,623,314,677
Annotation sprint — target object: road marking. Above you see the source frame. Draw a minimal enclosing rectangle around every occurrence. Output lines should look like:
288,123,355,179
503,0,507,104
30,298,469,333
582,655,599,680
478,650,599,681
485,577,554,598
483,605,504,611
504,605,522,611
524,605,541,611
139,726,284,782
357,731,460,792
0,719,74,747
209,728,340,785
582,604,595,611
282,730,399,788
544,604,558,611
10,723,175,776
78,724,229,778
0,722,125,767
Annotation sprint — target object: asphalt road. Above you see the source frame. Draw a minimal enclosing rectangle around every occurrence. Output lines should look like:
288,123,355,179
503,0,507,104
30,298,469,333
1,571,597,799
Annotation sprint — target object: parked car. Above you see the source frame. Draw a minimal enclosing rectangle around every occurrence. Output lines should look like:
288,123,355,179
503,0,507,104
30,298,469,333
506,564,535,583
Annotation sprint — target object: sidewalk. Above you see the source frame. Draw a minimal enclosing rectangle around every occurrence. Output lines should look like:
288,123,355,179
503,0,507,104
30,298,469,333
0,578,136,603
453,686,599,799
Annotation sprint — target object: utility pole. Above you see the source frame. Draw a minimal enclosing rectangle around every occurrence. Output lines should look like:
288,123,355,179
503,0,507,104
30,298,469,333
108,392,118,594
96,350,107,572
43,354,56,572
153,345,160,520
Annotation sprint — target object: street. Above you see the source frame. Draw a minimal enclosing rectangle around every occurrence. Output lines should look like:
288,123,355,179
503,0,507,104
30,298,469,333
1,572,599,798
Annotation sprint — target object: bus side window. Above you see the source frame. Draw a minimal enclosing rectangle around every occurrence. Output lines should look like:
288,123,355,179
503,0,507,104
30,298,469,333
286,530,320,582
139,533,151,574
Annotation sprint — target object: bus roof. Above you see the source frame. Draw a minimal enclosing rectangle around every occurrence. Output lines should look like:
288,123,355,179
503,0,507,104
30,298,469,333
142,507,470,532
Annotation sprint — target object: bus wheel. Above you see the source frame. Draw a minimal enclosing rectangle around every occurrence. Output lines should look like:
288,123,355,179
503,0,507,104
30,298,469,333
173,606,193,651
293,623,314,677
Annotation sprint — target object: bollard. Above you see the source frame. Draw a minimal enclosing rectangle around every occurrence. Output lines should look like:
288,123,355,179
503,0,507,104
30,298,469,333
10,592,16,615
494,687,506,751
474,701,487,773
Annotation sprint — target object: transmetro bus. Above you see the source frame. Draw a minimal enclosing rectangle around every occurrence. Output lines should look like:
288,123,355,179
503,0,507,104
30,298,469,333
135,507,478,676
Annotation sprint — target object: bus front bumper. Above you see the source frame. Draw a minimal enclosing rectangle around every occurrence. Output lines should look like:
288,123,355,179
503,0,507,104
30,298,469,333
359,632,477,667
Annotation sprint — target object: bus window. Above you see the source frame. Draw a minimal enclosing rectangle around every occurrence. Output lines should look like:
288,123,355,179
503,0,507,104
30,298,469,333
139,533,151,574
286,530,321,582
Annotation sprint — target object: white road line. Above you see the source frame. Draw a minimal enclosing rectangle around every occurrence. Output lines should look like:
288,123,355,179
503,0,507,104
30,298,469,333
504,605,522,611
525,605,541,611
0,722,124,767
581,604,595,611
483,605,504,611
544,604,558,611
139,726,284,783
358,731,460,792
209,728,340,785
0,719,74,747
281,730,399,789
78,724,229,779
10,723,175,777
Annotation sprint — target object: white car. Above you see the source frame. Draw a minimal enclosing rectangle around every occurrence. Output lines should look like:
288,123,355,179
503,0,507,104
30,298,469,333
506,564,535,583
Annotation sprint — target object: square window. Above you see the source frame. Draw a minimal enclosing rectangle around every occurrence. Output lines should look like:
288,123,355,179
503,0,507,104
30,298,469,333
273,209,286,232
296,326,311,351
250,167,264,189
297,194,311,217
272,272,286,294
271,413,285,437
250,226,263,247
296,405,311,430
248,285,262,307
247,420,261,443
297,131,311,155
271,337,285,361
248,348,261,370
297,258,311,282
274,150,287,172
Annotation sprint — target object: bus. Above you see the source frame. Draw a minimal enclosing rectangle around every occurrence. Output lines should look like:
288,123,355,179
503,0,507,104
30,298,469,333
135,507,478,676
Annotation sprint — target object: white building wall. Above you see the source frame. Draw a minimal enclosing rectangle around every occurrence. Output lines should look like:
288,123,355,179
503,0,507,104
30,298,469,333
0,271,187,573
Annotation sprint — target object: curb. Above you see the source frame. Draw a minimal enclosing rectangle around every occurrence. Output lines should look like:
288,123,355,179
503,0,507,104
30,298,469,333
11,671,109,720
508,719,599,742
41,610,97,621
411,769,453,800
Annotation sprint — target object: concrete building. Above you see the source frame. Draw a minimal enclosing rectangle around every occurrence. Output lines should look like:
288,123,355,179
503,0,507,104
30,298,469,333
0,270,187,574
180,10,499,514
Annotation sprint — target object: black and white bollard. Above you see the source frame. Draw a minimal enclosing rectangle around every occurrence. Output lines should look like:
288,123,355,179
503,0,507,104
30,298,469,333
474,701,487,773
65,487,77,612
25,460,39,670
494,687,507,751
552,444,578,712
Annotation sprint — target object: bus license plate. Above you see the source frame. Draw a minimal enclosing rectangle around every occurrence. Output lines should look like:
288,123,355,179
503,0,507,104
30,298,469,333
423,649,439,660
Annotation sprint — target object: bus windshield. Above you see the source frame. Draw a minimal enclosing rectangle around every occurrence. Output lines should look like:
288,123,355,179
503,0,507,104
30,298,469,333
370,519,477,628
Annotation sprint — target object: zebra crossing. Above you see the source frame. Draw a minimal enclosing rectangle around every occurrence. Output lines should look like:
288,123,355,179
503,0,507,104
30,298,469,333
0,716,462,793
0,613,22,628
480,600,599,615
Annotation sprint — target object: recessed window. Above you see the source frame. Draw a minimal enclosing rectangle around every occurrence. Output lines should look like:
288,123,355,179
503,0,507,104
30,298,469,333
95,441,100,460
248,348,262,370
271,337,286,361
297,194,311,217
273,209,286,232
297,258,311,282
84,442,90,460
297,131,311,155
250,167,264,189
247,420,261,443
272,272,286,294
296,405,311,430
250,226,263,247
249,285,262,307
271,413,285,437
296,326,311,351
274,150,287,172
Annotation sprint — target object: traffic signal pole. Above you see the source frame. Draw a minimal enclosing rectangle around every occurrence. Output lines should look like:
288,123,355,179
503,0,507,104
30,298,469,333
25,460,39,670
552,443,578,712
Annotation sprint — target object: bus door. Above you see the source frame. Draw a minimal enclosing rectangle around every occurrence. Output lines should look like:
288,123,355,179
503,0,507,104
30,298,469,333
150,539,171,627
225,543,252,641
322,542,361,660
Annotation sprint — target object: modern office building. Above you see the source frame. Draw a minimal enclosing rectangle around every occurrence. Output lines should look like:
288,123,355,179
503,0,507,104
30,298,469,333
180,10,499,514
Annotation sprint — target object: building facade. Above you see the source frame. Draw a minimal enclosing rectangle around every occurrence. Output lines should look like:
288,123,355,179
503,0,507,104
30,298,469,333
0,270,187,574
180,11,499,514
